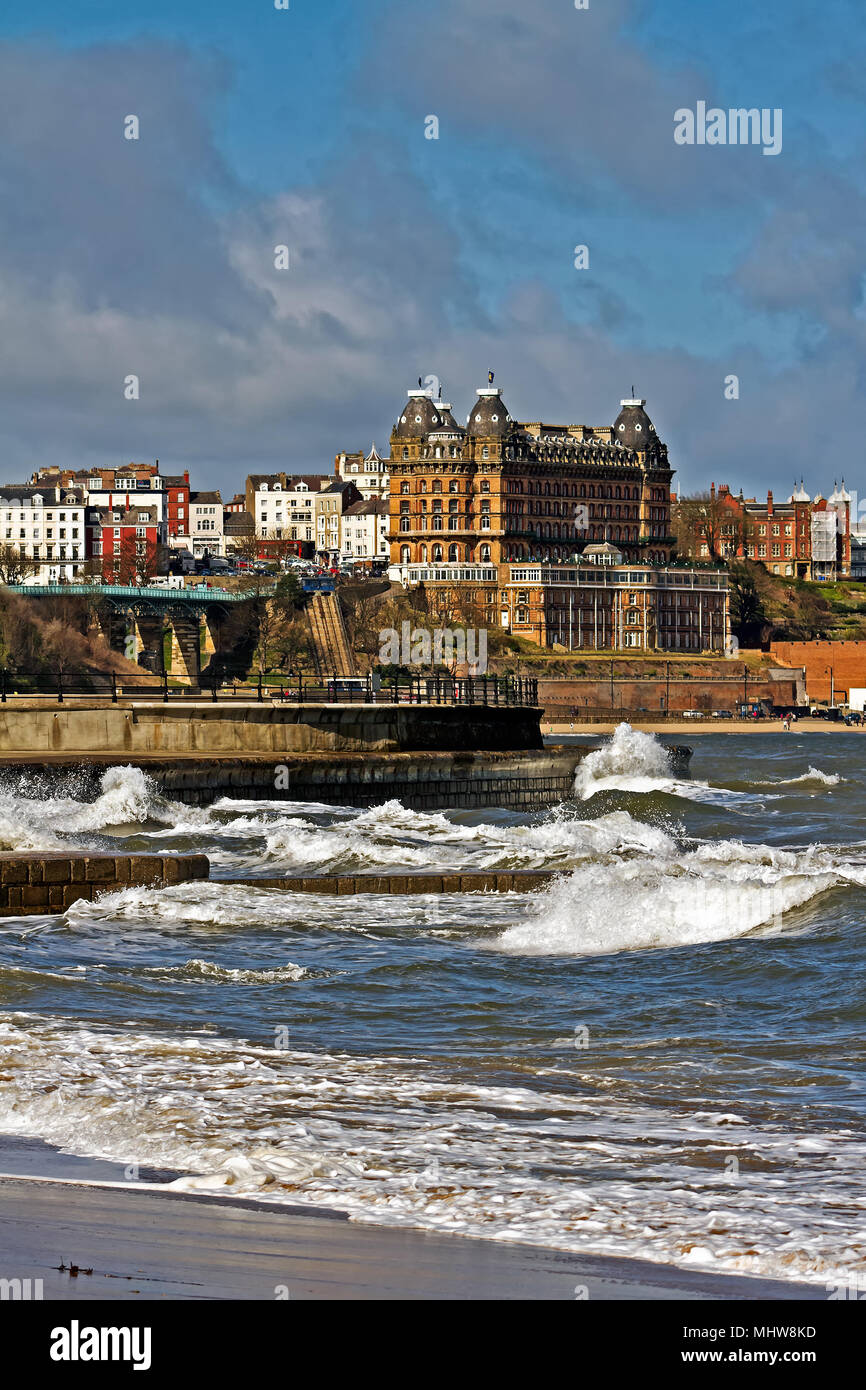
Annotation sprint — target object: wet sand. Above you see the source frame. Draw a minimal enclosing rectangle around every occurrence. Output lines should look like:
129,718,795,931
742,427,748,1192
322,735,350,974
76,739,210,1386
0,1169,826,1302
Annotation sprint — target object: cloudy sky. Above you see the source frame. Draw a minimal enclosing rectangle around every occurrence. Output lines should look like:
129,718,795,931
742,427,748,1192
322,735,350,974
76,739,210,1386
0,0,863,497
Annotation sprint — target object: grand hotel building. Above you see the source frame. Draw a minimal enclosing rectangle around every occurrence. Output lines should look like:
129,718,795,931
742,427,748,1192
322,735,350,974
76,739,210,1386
387,381,729,653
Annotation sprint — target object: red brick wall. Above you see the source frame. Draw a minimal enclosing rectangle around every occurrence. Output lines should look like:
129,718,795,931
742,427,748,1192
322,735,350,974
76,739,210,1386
539,676,800,715
770,640,866,703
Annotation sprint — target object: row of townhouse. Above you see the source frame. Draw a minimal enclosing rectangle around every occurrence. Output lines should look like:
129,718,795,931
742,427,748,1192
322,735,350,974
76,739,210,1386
0,451,394,584
244,471,389,564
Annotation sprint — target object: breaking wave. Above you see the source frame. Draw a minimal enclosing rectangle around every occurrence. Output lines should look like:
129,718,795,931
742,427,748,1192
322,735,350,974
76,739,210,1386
498,837,865,956
0,765,207,851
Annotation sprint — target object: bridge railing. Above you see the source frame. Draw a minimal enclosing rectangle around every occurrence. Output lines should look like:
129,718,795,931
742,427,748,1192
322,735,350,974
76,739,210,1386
0,669,539,708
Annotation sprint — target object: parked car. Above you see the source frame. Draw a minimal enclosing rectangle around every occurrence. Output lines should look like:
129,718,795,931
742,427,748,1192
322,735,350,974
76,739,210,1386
711,709,734,718
682,709,704,719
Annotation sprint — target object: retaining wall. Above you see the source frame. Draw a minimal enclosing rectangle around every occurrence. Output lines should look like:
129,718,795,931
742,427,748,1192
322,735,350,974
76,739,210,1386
0,701,542,756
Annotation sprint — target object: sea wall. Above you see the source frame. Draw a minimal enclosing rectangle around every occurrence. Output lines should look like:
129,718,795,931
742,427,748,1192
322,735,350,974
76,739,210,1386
0,852,210,916
770,640,866,704
151,748,585,809
0,701,542,756
538,672,803,717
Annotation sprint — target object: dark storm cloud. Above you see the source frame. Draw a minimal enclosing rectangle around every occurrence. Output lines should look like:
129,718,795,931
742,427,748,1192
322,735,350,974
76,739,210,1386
0,13,864,500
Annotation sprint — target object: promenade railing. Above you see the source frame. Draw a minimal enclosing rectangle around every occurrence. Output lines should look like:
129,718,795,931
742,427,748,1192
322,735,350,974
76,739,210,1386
0,669,539,708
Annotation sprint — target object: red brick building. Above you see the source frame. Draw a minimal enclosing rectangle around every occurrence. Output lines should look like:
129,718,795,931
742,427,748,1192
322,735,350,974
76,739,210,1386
162,470,190,540
692,482,851,581
87,502,162,583
770,640,866,705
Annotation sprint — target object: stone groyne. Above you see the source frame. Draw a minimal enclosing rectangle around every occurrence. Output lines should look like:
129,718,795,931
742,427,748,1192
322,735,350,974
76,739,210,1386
0,855,560,917
0,853,210,916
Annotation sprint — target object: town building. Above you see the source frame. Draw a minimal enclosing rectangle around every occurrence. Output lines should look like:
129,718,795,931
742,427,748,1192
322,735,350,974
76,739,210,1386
389,383,674,572
187,490,224,557
334,444,390,500
162,470,191,540
502,550,729,651
246,473,330,556
0,485,87,583
86,502,163,584
384,379,721,651
31,463,167,528
689,482,851,581
315,479,363,563
341,498,390,565
223,508,255,554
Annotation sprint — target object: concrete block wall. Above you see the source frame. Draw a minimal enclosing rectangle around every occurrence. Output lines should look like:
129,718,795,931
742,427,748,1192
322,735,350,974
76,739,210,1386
0,853,210,916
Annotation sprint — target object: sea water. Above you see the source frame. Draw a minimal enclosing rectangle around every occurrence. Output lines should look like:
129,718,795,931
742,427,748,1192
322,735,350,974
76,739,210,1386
0,726,864,1287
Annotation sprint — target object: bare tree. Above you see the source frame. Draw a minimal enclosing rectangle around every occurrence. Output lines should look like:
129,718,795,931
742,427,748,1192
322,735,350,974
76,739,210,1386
0,544,40,584
672,492,755,562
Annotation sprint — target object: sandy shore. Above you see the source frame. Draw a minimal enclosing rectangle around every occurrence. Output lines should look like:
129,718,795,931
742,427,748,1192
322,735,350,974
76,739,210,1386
545,719,855,735
0,1169,827,1302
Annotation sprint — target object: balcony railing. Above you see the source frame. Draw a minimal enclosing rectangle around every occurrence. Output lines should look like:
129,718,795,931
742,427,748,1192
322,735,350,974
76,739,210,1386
0,669,539,708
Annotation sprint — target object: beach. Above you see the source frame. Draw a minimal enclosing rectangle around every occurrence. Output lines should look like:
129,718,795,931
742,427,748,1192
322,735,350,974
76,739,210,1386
0,1164,825,1302
544,718,858,735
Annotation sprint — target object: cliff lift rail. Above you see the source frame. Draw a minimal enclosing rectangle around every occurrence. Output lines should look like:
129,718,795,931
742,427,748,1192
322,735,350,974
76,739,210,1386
0,670,539,708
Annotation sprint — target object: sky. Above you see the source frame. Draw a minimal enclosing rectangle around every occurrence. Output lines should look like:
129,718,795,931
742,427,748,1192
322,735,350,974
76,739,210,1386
0,0,864,498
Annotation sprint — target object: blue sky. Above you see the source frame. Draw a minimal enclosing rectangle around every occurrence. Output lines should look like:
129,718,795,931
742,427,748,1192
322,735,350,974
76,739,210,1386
0,0,864,497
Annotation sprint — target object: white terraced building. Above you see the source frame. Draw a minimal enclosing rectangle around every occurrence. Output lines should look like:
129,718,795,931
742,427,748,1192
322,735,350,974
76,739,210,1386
0,486,87,583
341,499,390,563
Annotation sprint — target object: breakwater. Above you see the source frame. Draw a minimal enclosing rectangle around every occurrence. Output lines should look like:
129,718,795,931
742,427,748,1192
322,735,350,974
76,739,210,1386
0,854,556,917
224,871,557,894
0,852,209,916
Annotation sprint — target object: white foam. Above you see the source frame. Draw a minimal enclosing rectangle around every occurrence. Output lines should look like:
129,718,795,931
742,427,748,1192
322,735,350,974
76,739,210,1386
497,838,844,956
0,1011,861,1288
0,765,210,850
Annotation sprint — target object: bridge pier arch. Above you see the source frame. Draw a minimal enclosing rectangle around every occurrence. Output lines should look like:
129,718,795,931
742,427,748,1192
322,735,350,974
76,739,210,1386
168,614,202,685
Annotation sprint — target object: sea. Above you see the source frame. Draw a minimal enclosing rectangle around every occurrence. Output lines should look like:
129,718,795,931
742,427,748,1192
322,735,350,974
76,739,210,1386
0,725,864,1288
